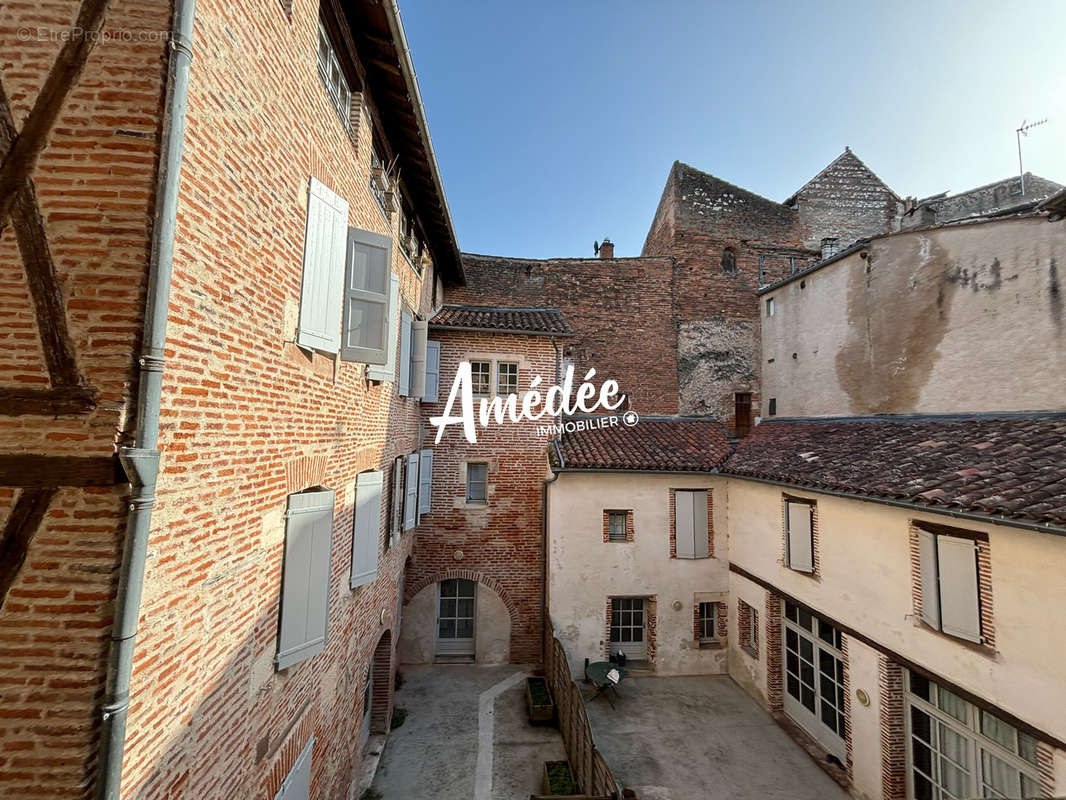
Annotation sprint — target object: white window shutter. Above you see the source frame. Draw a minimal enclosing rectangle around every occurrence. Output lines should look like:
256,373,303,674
367,275,400,381
391,456,404,542
404,452,419,530
917,529,941,630
786,501,814,573
418,449,433,518
274,736,314,800
350,471,383,589
398,311,412,396
277,489,335,669
423,340,440,402
937,534,981,642
342,228,392,365
410,320,428,399
675,491,695,558
692,490,709,558
297,178,347,353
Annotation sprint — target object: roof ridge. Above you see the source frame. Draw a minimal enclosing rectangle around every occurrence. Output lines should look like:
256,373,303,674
784,147,901,204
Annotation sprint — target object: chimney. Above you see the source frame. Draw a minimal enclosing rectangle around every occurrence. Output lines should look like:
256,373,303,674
598,238,614,259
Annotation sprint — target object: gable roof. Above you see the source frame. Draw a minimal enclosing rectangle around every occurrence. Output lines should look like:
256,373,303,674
673,161,796,219
784,147,901,206
430,305,571,336
724,415,1066,528
552,416,732,472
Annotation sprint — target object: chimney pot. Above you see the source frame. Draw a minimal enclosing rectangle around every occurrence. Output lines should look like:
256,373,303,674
598,238,614,259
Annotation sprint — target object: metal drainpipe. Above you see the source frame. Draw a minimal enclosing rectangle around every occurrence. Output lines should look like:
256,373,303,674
540,336,563,661
96,2,197,798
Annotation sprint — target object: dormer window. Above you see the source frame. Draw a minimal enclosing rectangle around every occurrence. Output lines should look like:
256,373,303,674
317,22,351,131
721,247,737,274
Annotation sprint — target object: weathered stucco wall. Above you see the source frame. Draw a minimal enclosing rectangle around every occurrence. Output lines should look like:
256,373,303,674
397,582,510,665
725,477,1066,748
761,216,1066,418
547,472,729,677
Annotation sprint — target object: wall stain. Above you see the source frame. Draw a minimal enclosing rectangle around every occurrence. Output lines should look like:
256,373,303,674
836,236,959,413
1050,257,1062,330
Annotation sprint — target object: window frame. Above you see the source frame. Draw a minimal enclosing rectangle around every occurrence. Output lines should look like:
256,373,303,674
766,297,775,317
698,601,718,644
607,511,628,543
469,360,492,398
496,361,519,396
465,462,488,503
316,21,351,131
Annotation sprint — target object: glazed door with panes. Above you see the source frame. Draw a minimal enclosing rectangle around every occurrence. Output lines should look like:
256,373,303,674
609,598,647,661
436,579,476,659
782,601,846,760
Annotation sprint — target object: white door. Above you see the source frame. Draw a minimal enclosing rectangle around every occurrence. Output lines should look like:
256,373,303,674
609,597,647,661
436,579,476,659
782,601,846,760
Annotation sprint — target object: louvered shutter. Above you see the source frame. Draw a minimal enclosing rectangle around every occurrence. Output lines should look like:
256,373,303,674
350,471,383,589
410,320,428,398
277,489,335,669
423,340,440,402
274,736,314,800
297,178,348,352
675,491,696,558
786,501,813,573
917,529,941,629
692,490,709,558
937,534,981,642
404,452,419,530
398,311,412,396
391,456,404,542
418,449,433,518
367,275,400,381
341,228,391,365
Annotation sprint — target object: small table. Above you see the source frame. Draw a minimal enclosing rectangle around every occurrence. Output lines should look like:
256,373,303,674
584,660,626,708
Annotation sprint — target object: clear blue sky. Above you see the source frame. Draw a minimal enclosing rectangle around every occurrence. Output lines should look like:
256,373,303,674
398,1,1065,259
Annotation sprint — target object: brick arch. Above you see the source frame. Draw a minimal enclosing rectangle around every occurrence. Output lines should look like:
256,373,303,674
405,569,522,632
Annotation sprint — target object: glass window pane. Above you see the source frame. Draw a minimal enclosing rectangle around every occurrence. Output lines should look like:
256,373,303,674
438,619,455,638
346,299,385,349
938,687,970,724
798,608,813,631
912,771,933,800
457,599,474,618
785,601,798,621
819,648,835,675
818,620,835,644
801,686,815,712
980,711,1017,752
786,628,798,652
911,707,933,745
440,598,456,618
1021,774,1040,797
799,637,813,663
800,661,814,689
456,619,474,639
820,674,836,702
910,672,932,702
1018,732,1038,766
821,699,837,730
939,725,969,769
786,650,798,676
787,674,800,700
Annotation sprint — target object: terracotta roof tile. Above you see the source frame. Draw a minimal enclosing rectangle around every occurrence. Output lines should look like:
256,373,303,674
553,417,731,472
724,415,1066,527
430,305,571,335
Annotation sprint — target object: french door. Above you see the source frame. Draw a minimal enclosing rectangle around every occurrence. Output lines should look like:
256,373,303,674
436,579,476,659
609,597,647,661
782,601,846,760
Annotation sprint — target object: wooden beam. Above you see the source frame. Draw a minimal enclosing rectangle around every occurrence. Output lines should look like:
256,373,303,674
0,488,56,609
0,455,123,488
0,386,95,416
0,0,113,225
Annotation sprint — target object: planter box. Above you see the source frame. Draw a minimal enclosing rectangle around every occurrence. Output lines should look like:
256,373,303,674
541,760,580,796
525,676,555,725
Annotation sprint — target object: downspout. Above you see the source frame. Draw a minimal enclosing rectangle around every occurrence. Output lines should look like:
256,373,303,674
540,337,563,662
96,2,196,798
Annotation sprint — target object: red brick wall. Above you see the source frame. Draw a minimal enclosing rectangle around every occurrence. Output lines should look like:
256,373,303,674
0,2,170,796
413,328,555,664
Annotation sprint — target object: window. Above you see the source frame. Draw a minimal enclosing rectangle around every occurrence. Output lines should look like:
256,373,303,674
721,247,736,274
389,456,404,540
734,392,752,437
316,22,350,130
469,361,491,397
673,489,710,559
403,452,419,530
766,297,775,317
738,599,758,658
785,498,815,574
783,602,845,760
768,398,777,416
342,228,391,365
698,602,718,644
606,511,629,543
350,472,382,589
905,671,1040,800
466,462,487,502
821,237,839,260
496,362,519,396
916,527,984,643
370,149,392,213
274,736,313,800
277,489,335,669
297,178,348,353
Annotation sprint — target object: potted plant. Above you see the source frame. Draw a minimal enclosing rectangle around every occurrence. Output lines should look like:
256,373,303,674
525,675,555,725
541,760,580,796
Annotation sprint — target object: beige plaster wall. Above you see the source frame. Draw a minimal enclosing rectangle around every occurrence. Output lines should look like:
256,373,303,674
397,582,510,665
547,472,729,677
760,217,1066,418
725,477,1066,747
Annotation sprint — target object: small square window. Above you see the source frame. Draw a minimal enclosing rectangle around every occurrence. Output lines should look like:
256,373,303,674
698,602,718,643
607,511,628,543
466,463,487,502
470,361,491,397
496,362,519,396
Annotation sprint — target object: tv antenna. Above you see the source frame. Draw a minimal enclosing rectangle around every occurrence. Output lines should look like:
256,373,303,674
1016,118,1047,194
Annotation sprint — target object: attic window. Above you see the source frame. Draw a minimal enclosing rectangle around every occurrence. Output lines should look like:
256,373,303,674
820,237,839,260
317,22,351,132
721,247,737,274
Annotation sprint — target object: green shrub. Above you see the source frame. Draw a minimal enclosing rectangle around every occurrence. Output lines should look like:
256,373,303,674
390,707,407,730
